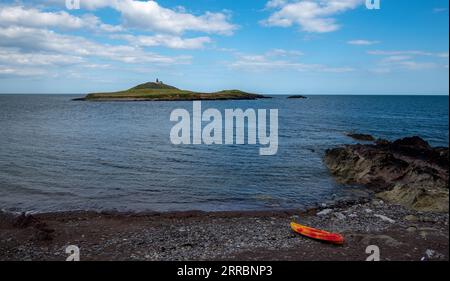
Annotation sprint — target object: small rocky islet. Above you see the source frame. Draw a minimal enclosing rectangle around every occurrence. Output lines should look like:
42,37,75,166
287,95,307,99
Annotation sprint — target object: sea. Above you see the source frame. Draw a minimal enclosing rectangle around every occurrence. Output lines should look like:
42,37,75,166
0,95,448,213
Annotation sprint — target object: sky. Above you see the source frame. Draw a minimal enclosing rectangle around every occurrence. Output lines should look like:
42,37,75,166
0,0,448,95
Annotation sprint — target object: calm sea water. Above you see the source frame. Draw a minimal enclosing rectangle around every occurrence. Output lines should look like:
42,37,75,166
0,95,448,213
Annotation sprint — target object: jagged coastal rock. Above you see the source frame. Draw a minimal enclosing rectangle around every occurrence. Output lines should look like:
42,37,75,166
74,80,268,101
346,133,375,141
324,136,449,212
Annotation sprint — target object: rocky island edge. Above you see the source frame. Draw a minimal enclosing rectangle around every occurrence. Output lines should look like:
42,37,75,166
73,80,269,101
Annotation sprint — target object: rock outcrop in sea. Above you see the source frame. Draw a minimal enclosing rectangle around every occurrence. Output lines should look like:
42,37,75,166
324,136,449,212
346,133,375,141
287,95,307,99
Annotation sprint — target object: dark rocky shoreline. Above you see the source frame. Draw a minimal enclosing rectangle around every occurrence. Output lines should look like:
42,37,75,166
325,136,449,212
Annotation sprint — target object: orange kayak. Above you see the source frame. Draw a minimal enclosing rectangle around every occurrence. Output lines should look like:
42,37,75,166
290,222,345,245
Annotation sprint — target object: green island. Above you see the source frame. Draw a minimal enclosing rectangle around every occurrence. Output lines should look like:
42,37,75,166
74,79,268,101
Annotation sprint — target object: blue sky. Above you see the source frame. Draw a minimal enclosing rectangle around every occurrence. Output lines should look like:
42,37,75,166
0,0,448,94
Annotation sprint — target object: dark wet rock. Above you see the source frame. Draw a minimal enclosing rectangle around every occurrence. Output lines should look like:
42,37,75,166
287,95,307,99
346,133,375,141
11,213,55,241
13,213,38,228
324,136,449,212
392,136,431,150
375,138,390,145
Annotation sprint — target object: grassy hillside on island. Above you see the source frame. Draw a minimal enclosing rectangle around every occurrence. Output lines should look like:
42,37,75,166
75,81,267,101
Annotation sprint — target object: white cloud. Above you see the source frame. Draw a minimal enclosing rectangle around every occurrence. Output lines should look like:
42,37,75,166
44,0,117,10
0,47,84,66
265,0,287,9
262,0,364,33
433,8,448,13
266,48,304,57
382,55,412,62
230,50,354,73
81,63,112,69
347,39,380,46
44,0,237,35
0,26,191,71
368,50,449,59
115,0,236,35
0,65,47,76
81,0,118,10
392,61,437,70
368,49,448,72
0,46,88,78
81,14,124,32
0,2,230,52
0,4,219,51
0,5,122,32
113,34,212,49
0,3,214,77
0,6,83,29
368,50,436,56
